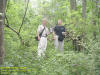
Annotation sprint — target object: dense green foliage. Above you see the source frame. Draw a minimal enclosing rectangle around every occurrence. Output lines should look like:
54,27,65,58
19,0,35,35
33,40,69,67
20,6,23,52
1,0,100,75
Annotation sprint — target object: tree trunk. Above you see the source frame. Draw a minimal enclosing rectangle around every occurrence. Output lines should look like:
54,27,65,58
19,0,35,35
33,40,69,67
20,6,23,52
82,0,86,18
70,0,82,51
0,0,6,64
70,0,77,10
92,0,99,40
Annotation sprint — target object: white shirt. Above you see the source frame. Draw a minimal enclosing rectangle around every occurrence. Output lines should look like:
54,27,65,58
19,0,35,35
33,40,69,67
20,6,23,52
37,25,49,37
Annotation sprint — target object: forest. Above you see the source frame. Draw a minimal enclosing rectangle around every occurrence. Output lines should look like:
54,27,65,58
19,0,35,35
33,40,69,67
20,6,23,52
0,0,100,75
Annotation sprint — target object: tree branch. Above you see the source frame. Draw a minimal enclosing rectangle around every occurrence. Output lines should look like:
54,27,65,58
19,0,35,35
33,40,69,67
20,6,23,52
5,15,24,45
18,0,30,33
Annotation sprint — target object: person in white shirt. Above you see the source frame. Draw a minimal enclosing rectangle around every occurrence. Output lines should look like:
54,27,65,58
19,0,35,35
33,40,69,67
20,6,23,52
37,18,49,57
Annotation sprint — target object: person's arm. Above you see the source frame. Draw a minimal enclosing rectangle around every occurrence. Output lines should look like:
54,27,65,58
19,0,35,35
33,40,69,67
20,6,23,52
37,25,41,41
62,32,66,35
52,27,56,40
53,31,56,40
47,28,50,35
37,32,40,41
62,27,66,35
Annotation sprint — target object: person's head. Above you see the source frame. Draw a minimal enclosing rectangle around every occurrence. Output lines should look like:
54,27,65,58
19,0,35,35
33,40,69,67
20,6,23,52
58,19,62,25
42,18,47,26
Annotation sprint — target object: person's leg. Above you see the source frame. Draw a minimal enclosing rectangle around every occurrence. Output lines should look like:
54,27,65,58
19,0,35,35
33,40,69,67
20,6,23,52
37,37,44,57
54,35,59,50
37,41,42,57
59,40,64,52
42,37,47,56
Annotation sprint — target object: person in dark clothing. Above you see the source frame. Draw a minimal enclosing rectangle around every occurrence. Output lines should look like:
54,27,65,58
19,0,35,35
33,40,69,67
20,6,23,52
53,19,66,52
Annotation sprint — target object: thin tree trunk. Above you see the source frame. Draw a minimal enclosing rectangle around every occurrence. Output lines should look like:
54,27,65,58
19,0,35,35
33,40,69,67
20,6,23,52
70,0,82,51
0,0,6,64
69,0,77,18
92,0,99,40
82,0,86,18
70,0,77,11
